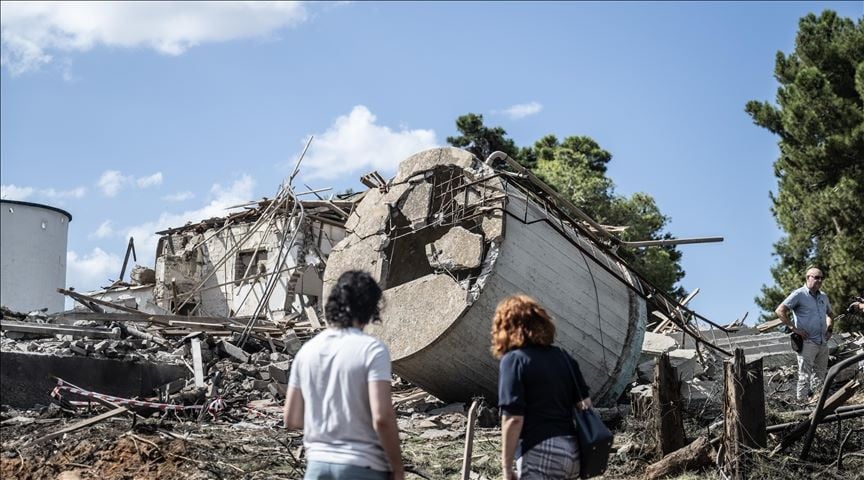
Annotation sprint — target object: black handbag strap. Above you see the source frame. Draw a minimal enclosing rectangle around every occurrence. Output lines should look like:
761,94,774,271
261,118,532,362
558,346,586,401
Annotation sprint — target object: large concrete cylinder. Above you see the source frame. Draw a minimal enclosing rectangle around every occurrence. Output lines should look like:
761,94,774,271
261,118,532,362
1,200,72,313
323,148,646,405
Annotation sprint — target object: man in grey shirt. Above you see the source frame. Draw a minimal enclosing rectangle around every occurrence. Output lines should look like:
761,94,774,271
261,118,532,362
775,266,834,402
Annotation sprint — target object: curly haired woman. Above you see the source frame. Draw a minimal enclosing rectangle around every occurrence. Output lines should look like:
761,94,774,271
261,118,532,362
283,270,404,480
492,294,593,480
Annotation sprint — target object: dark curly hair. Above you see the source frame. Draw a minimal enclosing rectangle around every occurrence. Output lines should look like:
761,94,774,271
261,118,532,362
325,270,383,328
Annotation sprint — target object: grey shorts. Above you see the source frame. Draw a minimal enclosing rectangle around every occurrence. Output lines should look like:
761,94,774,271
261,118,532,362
517,435,580,480
304,460,388,480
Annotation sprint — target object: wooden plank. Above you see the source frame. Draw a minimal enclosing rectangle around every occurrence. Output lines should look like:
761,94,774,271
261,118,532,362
57,288,143,315
757,318,783,333
191,338,205,388
32,407,128,445
53,312,150,324
0,321,120,339
461,400,481,480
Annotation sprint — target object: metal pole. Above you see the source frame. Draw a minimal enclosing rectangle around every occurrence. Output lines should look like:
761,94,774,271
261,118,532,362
800,350,864,459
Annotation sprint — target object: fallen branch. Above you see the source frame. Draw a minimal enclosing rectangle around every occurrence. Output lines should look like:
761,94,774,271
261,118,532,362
644,436,714,480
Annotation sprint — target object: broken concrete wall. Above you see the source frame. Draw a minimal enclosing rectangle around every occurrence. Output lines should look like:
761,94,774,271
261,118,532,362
324,147,648,404
0,351,188,408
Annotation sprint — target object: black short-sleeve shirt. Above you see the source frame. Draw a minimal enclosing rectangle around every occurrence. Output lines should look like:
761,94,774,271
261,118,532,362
498,344,590,457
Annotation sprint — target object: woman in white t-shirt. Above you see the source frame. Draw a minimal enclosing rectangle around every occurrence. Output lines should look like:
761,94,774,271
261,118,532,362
284,270,405,480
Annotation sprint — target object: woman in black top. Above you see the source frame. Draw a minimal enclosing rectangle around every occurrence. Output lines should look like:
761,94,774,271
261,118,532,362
492,294,592,480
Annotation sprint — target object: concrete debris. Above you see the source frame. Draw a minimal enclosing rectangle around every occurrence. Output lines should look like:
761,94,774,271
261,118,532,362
637,349,704,383
425,226,484,270
641,331,679,357
130,265,156,285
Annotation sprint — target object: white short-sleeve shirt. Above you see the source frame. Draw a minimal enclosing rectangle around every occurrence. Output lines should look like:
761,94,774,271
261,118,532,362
288,327,392,471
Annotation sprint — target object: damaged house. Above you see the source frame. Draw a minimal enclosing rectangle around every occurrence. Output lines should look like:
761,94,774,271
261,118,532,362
80,196,354,326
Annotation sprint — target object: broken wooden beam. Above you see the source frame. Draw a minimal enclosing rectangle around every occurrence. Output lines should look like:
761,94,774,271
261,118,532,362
654,352,686,457
461,400,481,480
644,436,714,480
31,407,128,445
57,288,144,315
722,349,765,480
0,320,120,339
756,318,783,333
772,378,861,454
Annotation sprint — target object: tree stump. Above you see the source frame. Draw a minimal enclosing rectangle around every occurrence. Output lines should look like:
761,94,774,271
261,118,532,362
722,348,765,480
654,352,686,457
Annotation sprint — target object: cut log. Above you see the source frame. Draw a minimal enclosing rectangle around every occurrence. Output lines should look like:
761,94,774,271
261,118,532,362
644,436,714,480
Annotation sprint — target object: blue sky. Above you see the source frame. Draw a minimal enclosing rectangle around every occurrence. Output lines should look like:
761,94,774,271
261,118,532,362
2,1,861,323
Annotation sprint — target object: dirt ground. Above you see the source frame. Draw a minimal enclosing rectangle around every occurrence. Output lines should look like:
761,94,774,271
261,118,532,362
2,369,863,479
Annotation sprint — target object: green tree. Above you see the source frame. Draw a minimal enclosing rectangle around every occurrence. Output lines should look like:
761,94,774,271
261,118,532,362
448,115,685,298
746,11,864,330
445,113,535,168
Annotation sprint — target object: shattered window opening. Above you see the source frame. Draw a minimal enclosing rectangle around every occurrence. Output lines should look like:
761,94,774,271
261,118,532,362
235,250,268,286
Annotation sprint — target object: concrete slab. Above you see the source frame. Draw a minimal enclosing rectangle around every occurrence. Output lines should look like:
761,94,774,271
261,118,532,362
393,148,477,184
425,226,483,270
397,181,432,228
642,331,678,356
0,350,188,408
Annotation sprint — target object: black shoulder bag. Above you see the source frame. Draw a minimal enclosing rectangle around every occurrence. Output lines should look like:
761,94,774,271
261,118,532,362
560,348,614,479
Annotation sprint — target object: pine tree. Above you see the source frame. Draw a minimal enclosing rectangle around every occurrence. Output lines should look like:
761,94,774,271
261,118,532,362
746,11,864,330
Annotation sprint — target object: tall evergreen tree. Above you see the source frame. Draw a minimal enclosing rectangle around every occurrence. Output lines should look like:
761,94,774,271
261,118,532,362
447,115,685,298
746,11,864,330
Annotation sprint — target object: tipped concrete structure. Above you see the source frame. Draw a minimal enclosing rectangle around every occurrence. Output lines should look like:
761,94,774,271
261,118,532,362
324,147,648,404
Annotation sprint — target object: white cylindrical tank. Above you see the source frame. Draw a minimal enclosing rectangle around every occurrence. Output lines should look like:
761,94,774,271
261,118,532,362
1,200,72,313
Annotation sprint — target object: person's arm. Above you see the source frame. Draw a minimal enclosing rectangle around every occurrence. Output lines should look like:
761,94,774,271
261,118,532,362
775,304,807,338
283,386,304,430
369,380,405,480
501,414,524,480
825,314,833,340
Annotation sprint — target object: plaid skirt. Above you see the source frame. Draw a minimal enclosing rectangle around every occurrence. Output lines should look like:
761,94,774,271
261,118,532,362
516,435,580,479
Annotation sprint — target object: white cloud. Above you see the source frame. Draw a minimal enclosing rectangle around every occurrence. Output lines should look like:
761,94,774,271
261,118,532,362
136,172,163,188
1,2,309,75
300,105,438,180
124,174,256,270
89,220,115,239
163,191,194,202
66,248,123,290
1,183,87,200
42,186,87,198
97,170,131,196
496,101,543,120
1,184,35,200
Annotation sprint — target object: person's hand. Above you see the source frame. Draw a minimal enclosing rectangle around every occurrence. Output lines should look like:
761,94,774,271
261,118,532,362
793,327,808,339
577,397,593,411
503,468,518,480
